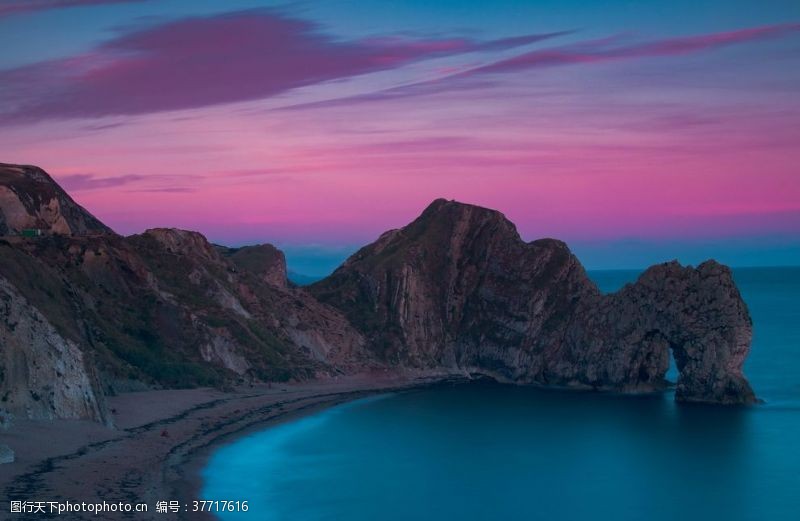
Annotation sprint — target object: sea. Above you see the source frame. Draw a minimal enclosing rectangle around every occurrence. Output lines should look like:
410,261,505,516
202,267,800,521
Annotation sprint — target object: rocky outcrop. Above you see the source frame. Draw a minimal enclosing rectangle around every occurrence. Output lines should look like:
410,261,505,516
311,199,756,404
143,228,220,261
222,244,288,289
0,163,112,236
600,261,755,404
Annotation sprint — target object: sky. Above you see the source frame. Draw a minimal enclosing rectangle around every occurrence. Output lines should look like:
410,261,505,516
1,0,798,275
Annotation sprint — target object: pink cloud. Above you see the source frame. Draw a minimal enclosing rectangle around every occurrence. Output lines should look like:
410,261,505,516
55,171,201,192
0,10,565,122
58,172,146,191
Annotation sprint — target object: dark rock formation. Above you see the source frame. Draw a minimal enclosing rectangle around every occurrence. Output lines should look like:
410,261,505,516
311,199,756,404
0,226,373,421
0,163,112,236
601,261,755,404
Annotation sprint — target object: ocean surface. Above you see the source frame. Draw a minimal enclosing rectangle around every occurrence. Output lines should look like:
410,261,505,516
203,267,800,521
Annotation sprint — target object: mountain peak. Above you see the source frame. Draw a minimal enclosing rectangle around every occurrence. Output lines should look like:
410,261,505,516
420,197,507,220
409,197,520,242
140,227,220,262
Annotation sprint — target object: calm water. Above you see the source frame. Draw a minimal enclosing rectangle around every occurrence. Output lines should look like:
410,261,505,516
204,267,800,521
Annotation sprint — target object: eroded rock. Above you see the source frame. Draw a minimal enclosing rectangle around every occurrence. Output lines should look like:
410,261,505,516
311,199,757,404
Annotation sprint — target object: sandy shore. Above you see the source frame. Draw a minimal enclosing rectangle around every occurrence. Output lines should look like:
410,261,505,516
0,373,455,520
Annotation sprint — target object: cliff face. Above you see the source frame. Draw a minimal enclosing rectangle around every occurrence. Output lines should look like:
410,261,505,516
0,276,108,423
310,199,756,404
0,163,112,236
310,199,594,369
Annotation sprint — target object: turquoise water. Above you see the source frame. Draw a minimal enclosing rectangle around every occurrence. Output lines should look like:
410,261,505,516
203,267,800,521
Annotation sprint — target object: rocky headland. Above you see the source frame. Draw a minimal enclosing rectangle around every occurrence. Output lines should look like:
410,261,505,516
311,199,755,404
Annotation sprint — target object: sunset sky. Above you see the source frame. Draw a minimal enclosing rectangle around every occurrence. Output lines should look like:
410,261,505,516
1,0,798,274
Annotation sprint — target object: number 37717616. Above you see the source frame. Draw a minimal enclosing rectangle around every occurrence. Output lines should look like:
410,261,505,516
192,500,249,512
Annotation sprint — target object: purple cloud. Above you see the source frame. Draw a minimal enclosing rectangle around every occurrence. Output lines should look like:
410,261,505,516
57,173,146,191
57,172,201,191
126,186,196,193
463,23,800,75
276,75,499,112
277,23,800,113
0,10,565,122
0,0,146,19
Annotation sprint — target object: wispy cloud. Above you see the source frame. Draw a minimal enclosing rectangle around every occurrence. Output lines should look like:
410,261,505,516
58,173,145,191
0,0,146,19
279,23,800,112
126,186,196,193
460,23,800,76
217,169,289,178
57,172,200,192
0,9,565,123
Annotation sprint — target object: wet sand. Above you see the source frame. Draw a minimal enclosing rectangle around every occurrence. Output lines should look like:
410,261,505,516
1,373,455,520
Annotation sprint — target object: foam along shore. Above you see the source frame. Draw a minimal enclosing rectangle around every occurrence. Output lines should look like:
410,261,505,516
0,373,452,521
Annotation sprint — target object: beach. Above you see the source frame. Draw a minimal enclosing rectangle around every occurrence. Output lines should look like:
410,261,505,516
1,373,451,520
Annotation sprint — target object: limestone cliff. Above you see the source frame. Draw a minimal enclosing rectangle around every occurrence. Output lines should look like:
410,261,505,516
0,276,108,423
310,199,756,404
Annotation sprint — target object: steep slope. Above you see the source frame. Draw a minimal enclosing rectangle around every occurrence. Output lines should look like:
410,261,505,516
0,230,371,421
310,199,756,404
0,276,107,423
0,163,112,236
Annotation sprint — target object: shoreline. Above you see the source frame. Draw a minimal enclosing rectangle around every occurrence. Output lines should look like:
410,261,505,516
1,374,693,520
169,381,427,521
1,373,459,520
